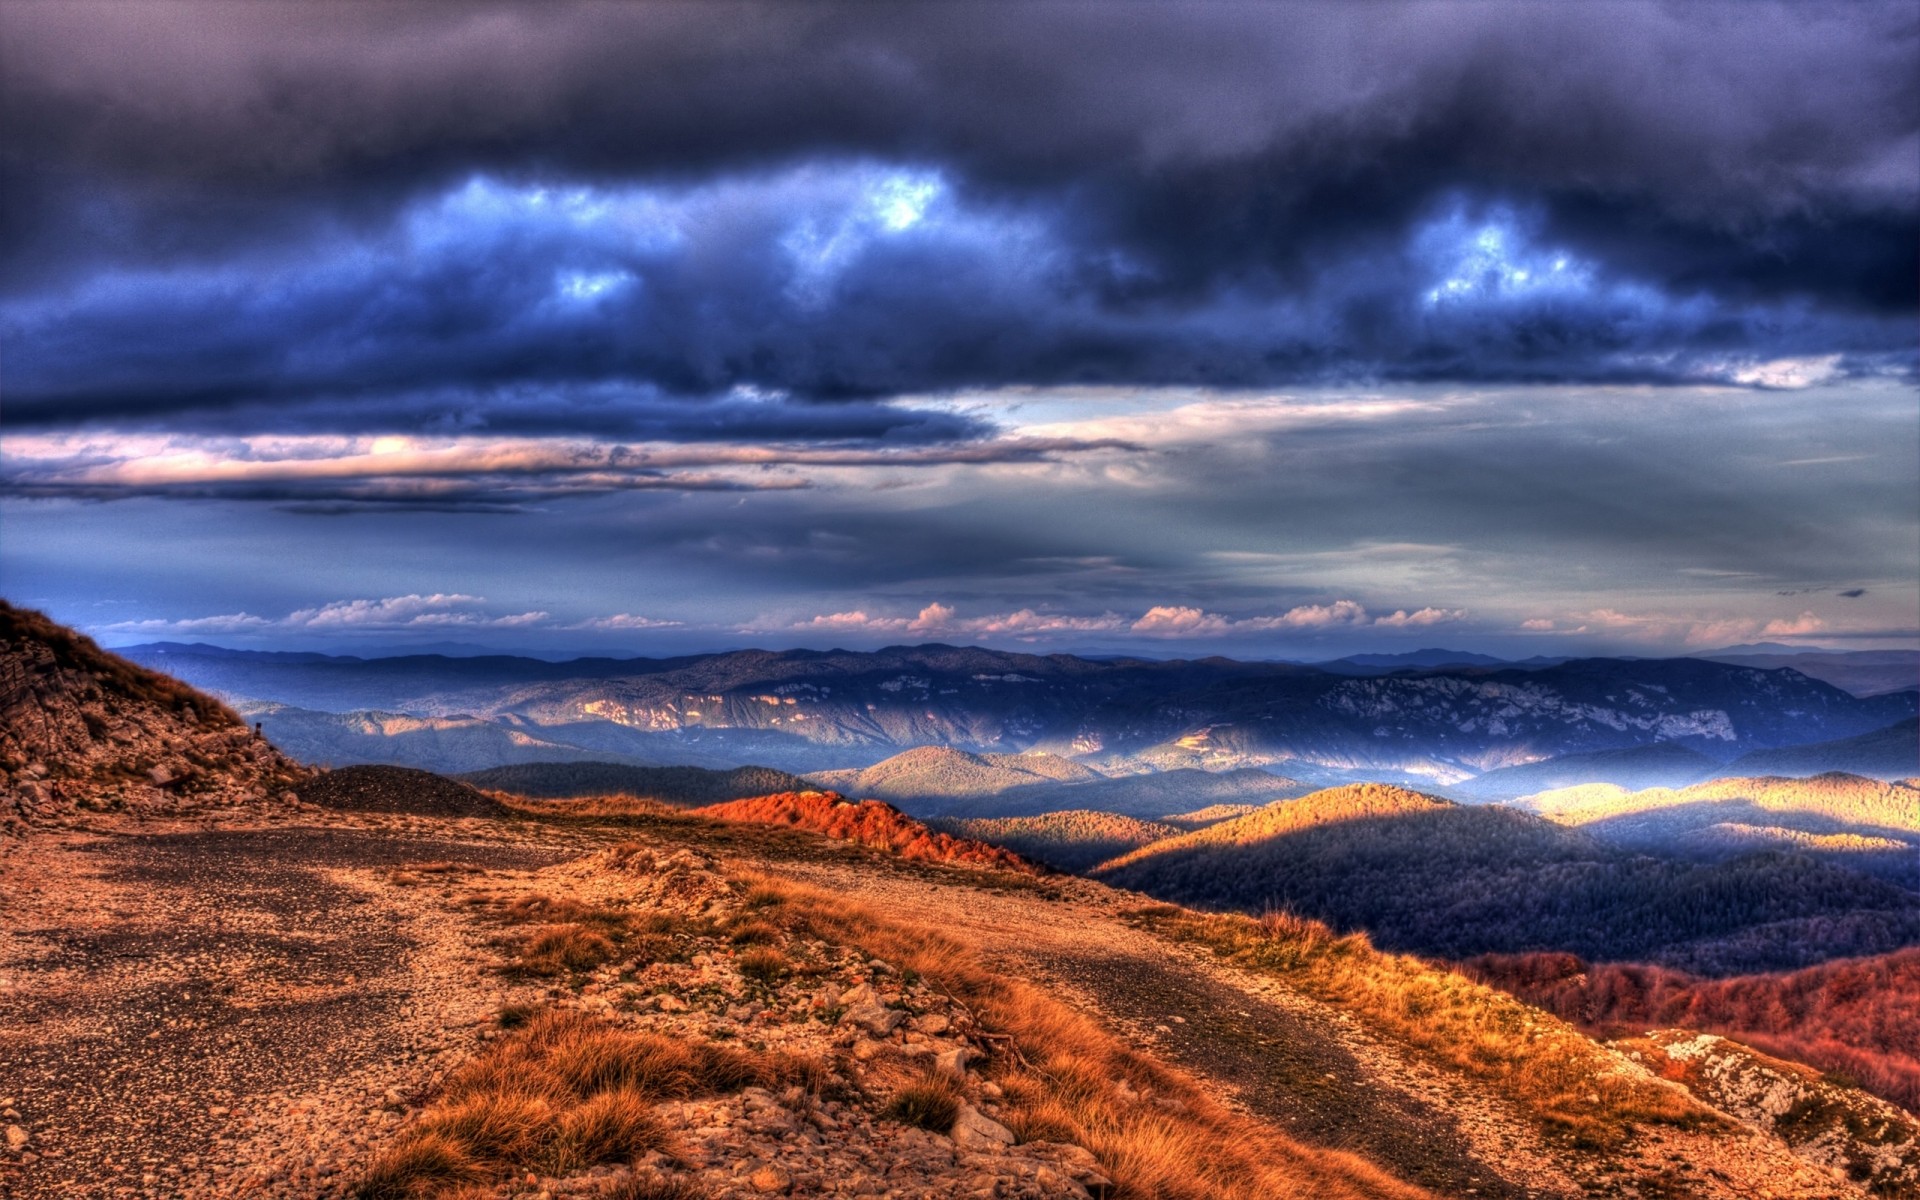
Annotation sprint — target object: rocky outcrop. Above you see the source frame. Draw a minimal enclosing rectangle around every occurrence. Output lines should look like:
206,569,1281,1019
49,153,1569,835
0,601,306,833
1621,1029,1919,1196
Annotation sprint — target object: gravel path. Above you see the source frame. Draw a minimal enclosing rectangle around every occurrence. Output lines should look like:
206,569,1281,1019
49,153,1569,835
0,824,565,1199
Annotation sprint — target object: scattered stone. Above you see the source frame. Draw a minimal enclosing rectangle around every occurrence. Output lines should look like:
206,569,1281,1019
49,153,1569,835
952,1104,1017,1152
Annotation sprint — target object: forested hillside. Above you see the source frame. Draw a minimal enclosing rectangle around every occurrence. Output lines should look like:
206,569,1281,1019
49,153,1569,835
934,810,1182,871
1094,785,1920,973
1466,948,1920,1114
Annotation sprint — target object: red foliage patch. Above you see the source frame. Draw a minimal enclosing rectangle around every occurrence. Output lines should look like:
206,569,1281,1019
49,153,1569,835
691,791,1041,874
1465,947,1920,1113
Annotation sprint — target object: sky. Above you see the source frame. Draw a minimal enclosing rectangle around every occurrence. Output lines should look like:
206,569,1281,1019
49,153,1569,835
2,1,1915,661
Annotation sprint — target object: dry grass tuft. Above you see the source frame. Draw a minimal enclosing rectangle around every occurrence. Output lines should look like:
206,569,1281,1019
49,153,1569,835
353,1008,807,1198
726,918,782,945
548,1088,674,1172
881,1068,963,1132
598,1175,708,1200
517,924,620,977
744,874,1432,1200
351,1132,484,1199
735,947,789,984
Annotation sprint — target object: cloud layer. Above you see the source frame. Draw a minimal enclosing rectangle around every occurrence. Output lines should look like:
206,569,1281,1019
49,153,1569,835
3,4,1914,657
3,2,1914,438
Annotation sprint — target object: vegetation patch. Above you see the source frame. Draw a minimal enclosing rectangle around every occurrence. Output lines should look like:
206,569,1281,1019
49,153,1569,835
353,1009,817,1198
744,875,1431,1200
1138,906,1713,1149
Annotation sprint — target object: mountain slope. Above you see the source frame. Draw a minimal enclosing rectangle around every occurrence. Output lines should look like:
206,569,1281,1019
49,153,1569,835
933,810,1182,871
1721,716,1920,779
1466,948,1920,1115
1093,784,1920,973
1,601,305,832
1,617,1900,1199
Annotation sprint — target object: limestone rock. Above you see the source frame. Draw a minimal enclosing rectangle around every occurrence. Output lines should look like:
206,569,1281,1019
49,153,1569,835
951,1103,1017,1152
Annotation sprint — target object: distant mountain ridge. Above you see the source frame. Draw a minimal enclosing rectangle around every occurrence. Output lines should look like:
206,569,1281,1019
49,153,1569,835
117,641,1918,781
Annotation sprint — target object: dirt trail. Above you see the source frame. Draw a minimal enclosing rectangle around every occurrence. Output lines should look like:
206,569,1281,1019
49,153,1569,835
0,823,566,1199
756,858,1583,1200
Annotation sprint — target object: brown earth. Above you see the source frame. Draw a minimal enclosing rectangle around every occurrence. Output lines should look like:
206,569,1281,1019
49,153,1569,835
0,802,1884,1199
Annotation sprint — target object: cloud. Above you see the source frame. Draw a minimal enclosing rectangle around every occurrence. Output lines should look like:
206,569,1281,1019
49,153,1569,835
1557,606,1839,648
0,429,1130,506
791,602,1128,639
1761,611,1827,637
568,613,683,631
101,594,556,637
1372,607,1463,627
1,3,1912,439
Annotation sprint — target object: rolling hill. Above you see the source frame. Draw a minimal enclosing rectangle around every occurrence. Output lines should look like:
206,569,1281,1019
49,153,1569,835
932,810,1182,872
1517,772,1920,886
1449,741,1722,801
688,790,1038,873
807,745,1102,810
1093,783,1920,974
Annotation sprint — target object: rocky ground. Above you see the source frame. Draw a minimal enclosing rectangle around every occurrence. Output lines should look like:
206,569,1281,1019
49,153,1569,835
0,801,1908,1200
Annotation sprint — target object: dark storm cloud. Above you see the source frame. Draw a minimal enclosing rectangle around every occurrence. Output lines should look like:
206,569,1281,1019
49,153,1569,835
1,1,1913,434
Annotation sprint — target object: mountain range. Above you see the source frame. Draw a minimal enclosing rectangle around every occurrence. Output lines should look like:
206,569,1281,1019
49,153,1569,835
118,641,1917,785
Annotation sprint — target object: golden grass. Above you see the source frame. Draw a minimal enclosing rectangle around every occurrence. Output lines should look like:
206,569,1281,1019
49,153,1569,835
741,875,1433,1200
353,1009,821,1198
880,1068,964,1131
516,925,619,977
351,1132,483,1199
598,1176,709,1200
735,946,789,985
1140,907,1712,1148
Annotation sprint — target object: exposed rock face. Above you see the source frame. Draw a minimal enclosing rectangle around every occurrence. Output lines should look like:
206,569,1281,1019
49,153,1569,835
0,601,306,833
1623,1029,1919,1196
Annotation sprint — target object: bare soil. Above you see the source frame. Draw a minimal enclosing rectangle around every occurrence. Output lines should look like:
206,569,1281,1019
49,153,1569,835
0,822,564,1199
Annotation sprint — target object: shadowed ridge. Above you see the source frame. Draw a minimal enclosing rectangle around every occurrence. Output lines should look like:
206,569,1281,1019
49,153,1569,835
691,789,1042,874
298,763,507,818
